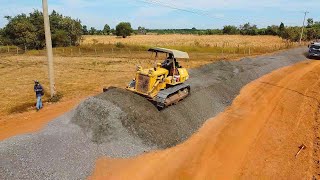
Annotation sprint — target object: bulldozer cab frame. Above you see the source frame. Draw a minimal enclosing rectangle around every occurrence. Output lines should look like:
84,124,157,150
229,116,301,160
148,47,189,76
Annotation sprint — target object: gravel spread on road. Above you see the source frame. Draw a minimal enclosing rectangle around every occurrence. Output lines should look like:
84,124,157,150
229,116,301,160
0,47,308,179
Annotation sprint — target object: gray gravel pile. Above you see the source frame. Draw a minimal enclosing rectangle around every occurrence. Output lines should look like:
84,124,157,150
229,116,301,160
0,47,308,179
0,110,156,180
72,47,308,149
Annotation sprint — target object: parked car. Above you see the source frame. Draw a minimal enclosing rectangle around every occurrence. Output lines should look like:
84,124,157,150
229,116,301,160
308,42,320,59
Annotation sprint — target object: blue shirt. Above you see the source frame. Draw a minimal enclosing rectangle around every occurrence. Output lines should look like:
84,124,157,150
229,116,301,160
34,84,43,97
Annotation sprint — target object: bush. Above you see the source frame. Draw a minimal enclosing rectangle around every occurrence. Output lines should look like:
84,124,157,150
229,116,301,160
280,27,301,42
240,23,258,35
48,92,63,103
223,25,239,35
115,42,125,48
115,22,133,38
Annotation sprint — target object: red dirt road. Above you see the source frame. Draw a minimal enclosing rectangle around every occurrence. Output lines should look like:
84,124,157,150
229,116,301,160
91,60,320,179
0,99,80,141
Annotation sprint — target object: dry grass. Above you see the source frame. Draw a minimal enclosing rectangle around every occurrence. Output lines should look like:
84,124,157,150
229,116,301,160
0,51,227,115
0,34,306,116
82,34,300,51
0,55,138,115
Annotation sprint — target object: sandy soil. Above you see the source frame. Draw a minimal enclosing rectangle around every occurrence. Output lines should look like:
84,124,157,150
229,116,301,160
0,99,80,141
91,60,320,179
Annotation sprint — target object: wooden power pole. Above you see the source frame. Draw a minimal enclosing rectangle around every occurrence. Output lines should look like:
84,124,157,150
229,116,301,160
42,0,55,97
299,11,309,45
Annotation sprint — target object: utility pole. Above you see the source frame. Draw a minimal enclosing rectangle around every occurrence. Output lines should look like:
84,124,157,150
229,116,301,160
299,11,309,45
42,0,55,97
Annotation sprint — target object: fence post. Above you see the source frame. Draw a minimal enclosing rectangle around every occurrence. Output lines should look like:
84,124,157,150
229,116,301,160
71,48,73,56
16,47,19,54
24,45,27,53
7,45,9,53
79,48,81,56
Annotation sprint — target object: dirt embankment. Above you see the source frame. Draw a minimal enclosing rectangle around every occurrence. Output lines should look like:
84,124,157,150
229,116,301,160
73,47,308,150
91,60,320,179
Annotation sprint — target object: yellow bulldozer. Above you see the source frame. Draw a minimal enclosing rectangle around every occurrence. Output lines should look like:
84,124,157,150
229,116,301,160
126,47,190,108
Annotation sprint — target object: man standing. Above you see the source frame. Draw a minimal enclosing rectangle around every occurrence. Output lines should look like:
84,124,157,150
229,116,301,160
34,80,44,111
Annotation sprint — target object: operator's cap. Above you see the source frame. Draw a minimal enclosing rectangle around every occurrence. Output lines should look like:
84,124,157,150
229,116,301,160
34,80,39,83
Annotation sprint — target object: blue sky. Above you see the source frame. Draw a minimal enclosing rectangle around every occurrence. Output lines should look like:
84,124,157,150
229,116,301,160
0,0,319,29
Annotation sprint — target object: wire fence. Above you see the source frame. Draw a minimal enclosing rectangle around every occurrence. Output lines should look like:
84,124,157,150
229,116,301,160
0,42,308,60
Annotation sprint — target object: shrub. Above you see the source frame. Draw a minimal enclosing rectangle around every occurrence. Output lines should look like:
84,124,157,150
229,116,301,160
48,92,63,103
115,42,125,48
115,22,133,38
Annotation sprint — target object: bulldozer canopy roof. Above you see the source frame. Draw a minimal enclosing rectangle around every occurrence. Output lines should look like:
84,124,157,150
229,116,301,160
148,47,189,59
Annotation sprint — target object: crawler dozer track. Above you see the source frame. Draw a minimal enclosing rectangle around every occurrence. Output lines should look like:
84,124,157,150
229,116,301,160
155,84,190,108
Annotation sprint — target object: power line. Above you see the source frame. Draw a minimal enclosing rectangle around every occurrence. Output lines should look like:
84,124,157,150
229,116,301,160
135,0,296,27
136,0,224,20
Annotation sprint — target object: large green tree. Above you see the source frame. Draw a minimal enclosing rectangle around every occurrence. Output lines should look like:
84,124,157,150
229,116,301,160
240,23,258,35
82,25,89,35
89,27,97,35
222,25,239,35
137,26,147,35
2,10,82,49
3,14,37,49
116,22,133,38
307,18,314,28
278,22,285,37
103,24,111,35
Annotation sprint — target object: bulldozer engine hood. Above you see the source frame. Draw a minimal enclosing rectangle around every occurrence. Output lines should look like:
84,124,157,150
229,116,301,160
138,67,169,77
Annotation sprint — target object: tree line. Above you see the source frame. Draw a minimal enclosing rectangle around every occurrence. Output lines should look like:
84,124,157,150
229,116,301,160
148,21,320,42
0,10,134,49
222,21,320,42
0,9,319,50
0,10,82,49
